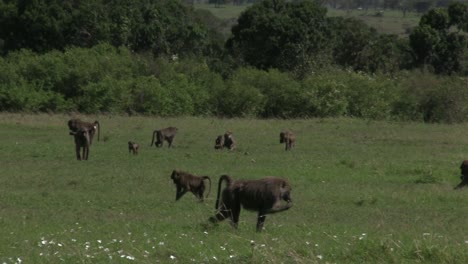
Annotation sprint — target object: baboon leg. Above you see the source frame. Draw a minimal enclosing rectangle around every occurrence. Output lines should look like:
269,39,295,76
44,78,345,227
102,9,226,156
230,203,241,229
256,212,267,232
75,145,81,160
196,185,205,201
83,147,89,160
176,186,187,201
168,139,173,148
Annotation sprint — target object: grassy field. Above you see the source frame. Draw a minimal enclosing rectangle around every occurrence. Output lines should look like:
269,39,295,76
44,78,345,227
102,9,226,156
194,4,421,37
0,113,467,263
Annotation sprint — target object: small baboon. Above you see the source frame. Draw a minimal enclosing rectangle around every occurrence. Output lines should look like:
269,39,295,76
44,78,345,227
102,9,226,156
70,127,91,160
150,127,178,148
170,170,211,201
280,131,296,151
455,160,468,189
68,119,100,144
209,175,293,232
128,141,139,155
214,135,224,150
223,131,236,150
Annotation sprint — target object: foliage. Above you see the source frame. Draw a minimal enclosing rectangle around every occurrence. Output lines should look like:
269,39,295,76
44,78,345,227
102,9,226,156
226,0,330,72
0,0,212,57
410,3,468,74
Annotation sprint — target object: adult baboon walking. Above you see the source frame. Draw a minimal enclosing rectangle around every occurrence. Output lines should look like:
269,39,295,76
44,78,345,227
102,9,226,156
209,175,293,232
455,160,468,189
150,127,178,148
223,131,236,150
170,170,211,201
70,127,91,160
68,119,100,144
280,131,295,151
128,141,139,155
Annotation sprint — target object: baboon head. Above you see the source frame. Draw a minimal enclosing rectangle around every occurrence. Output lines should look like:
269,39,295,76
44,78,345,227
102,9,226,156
171,169,181,183
280,132,287,143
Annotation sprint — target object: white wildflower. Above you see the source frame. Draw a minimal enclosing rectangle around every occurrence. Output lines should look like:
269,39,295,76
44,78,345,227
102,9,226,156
220,246,225,250
317,255,323,260
126,255,135,260
306,241,310,245
97,240,102,244
170,255,176,260
423,233,430,236
203,231,208,235
212,256,217,260
159,242,164,246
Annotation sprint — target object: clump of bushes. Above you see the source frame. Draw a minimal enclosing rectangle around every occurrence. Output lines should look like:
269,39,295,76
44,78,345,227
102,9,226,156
0,44,467,123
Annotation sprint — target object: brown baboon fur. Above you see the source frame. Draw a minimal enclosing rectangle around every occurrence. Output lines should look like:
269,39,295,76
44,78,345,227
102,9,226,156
280,131,296,151
214,135,224,150
171,170,211,201
150,127,178,148
128,141,139,155
68,119,100,144
70,127,91,160
455,160,468,189
209,175,293,232
223,131,236,150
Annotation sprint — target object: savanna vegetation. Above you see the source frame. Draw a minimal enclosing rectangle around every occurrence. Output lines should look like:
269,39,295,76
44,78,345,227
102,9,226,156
0,1,467,262
0,114,467,263
0,0,467,122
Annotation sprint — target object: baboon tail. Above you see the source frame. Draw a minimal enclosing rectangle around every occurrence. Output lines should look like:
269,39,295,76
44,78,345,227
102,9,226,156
203,176,211,198
150,130,157,146
215,175,232,210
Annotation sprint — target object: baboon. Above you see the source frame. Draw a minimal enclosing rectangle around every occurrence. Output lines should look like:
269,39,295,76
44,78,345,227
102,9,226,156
150,127,178,148
214,135,224,149
455,160,468,189
170,170,211,201
209,175,293,232
223,131,236,150
68,119,100,144
70,127,91,160
128,141,139,155
280,131,296,151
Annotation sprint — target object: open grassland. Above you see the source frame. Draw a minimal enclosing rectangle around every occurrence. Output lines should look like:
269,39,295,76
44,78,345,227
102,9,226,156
194,4,420,36
0,113,467,263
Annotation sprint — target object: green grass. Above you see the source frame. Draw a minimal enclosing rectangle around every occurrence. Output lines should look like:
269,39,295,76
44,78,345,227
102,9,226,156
0,113,467,263
194,4,421,37
327,8,421,36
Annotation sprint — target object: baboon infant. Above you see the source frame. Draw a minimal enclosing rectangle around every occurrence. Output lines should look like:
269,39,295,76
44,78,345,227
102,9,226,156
171,170,211,201
128,141,139,155
151,127,178,148
214,135,224,149
280,131,296,151
223,131,236,150
455,160,468,189
209,175,293,232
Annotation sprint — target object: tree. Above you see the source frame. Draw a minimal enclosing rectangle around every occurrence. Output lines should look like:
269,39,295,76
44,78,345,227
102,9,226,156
409,3,467,74
226,0,330,74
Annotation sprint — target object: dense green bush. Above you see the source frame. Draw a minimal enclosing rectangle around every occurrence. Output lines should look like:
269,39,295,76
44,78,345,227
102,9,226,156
1,43,468,122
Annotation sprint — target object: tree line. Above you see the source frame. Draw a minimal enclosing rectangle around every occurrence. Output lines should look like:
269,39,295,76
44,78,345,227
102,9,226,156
0,0,467,122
